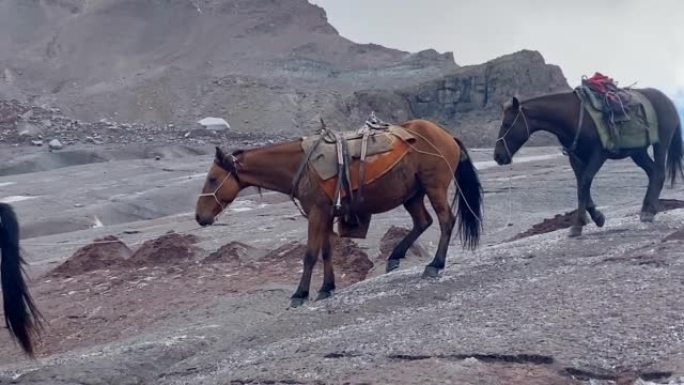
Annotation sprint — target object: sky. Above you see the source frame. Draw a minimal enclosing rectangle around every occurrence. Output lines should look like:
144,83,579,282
311,0,684,113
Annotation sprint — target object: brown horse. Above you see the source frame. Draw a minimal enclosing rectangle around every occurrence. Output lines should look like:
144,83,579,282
195,119,483,307
0,203,41,356
494,89,683,237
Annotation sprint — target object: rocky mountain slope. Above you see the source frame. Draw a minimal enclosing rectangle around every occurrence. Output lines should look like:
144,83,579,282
329,50,570,145
0,0,569,146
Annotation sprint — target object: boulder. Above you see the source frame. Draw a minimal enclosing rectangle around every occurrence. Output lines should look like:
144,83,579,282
48,139,63,150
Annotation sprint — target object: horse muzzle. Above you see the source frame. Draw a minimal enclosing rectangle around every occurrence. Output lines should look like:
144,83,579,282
195,214,215,227
494,151,511,165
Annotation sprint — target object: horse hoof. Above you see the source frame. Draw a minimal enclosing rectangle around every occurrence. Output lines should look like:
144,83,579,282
422,266,440,279
640,211,655,223
579,214,590,226
568,226,582,238
386,259,401,273
290,297,307,308
592,211,606,227
316,290,334,301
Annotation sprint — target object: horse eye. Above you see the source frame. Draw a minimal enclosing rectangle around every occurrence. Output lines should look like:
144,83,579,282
208,176,218,184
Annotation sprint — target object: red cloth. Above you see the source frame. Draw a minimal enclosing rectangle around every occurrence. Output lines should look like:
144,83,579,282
584,72,617,95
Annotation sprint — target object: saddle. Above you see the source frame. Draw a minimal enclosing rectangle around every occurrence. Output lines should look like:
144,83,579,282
580,72,637,125
293,113,414,238
574,73,659,152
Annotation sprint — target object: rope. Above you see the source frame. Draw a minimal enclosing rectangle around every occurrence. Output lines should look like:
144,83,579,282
495,106,532,230
399,128,482,225
506,164,513,227
197,172,233,210
495,107,530,161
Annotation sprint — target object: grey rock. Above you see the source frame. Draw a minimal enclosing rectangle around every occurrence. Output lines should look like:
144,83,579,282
330,50,569,146
48,139,63,150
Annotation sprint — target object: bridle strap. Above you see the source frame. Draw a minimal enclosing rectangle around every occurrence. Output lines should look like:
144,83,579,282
291,133,329,219
197,172,233,210
496,107,531,159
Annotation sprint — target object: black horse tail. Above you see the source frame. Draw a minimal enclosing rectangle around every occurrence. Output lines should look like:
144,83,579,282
0,203,40,356
667,122,684,187
453,138,483,250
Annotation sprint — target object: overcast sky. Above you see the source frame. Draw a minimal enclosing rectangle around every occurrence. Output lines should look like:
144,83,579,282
311,0,684,109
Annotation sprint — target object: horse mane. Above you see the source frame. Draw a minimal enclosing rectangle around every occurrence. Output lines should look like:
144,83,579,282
503,91,576,111
521,91,575,105
226,137,304,158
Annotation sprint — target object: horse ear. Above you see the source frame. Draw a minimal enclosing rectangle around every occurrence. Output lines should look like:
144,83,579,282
223,153,238,174
511,97,520,110
215,146,225,161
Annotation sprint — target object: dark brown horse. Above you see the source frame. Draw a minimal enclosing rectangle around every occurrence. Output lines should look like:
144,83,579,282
195,119,483,307
0,203,41,356
494,89,683,237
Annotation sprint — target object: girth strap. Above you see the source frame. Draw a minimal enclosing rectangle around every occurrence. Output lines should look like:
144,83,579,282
564,91,585,157
355,128,371,210
291,129,331,218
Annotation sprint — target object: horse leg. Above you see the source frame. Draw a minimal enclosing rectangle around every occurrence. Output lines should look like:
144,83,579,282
422,187,455,278
631,146,666,222
386,192,433,273
569,156,604,227
316,229,335,301
570,154,605,237
291,207,330,308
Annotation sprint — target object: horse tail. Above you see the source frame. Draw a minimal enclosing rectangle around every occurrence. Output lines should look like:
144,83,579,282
0,203,40,356
667,122,684,187
452,138,483,250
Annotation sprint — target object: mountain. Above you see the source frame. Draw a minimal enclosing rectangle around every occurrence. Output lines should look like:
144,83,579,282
0,0,569,146
328,50,570,145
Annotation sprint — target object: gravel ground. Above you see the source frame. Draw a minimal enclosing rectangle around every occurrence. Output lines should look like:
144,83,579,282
1,143,683,385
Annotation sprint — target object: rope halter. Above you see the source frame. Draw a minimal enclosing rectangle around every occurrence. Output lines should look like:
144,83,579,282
197,173,234,210
496,106,531,160
197,154,239,211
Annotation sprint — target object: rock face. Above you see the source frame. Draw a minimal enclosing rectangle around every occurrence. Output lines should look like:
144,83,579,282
331,50,570,146
0,0,569,146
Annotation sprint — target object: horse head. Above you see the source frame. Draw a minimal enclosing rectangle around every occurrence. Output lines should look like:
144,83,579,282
494,96,530,165
195,147,242,226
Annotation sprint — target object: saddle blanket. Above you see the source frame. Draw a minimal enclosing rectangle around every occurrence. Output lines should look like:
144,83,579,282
300,125,415,182
576,88,659,151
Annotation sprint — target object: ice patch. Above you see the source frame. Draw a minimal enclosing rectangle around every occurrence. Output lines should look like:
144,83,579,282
0,195,36,203
475,153,562,170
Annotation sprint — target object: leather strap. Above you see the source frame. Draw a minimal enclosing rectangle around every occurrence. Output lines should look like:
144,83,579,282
291,132,328,218
355,128,371,208
565,91,585,155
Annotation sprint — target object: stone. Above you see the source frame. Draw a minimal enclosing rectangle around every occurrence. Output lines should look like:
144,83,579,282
48,139,63,150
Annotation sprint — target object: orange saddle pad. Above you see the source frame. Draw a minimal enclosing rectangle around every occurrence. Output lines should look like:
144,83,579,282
319,138,410,200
